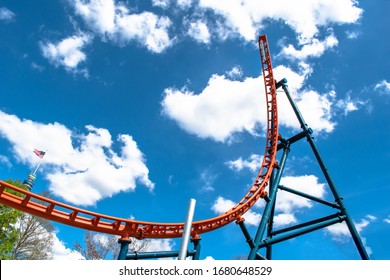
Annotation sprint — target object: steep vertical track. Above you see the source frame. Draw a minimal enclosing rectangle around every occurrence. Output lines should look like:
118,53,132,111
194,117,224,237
0,35,279,240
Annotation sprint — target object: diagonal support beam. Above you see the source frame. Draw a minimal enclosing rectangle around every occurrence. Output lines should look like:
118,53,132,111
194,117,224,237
280,79,370,260
248,143,290,260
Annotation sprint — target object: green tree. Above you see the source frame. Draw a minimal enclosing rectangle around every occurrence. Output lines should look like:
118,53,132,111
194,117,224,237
0,179,54,259
0,179,26,259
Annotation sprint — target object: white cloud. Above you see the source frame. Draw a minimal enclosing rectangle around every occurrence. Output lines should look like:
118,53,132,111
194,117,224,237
325,215,376,255
0,154,12,168
211,196,235,213
211,196,299,228
187,20,211,44
211,175,327,228
115,12,172,53
0,110,154,206
326,215,375,242
225,66,243,80
177,0,193,9
280,34,338,61
0,7,15,22
225,154,263,173
291,90,334,132
346,30,360,39
336,98,357,114
277,175,327,212
198,169,217,193
326,219,373,256
335,93,368,116
73,0,116,34
147,239,175,252
72,0,173,53
162,74,263,142
51,234,85,260
211,196,261,226
273,213,297,226
152,0,171,9
40,33,92,75
374,80,390,95
162,64,343,142
384,215,390,224
198,0,362,43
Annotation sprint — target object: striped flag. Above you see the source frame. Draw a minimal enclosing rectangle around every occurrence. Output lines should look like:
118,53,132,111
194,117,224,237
33,149,46,158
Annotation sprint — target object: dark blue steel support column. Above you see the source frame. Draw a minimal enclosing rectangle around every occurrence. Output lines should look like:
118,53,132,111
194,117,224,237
191,238,201,260
248,143,290,260
237,220,267,260
117,238,131,260
266,170,277,260
280,79,370,260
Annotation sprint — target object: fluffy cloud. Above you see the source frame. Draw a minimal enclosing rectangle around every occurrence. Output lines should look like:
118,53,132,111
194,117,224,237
212,196,261,226
198,0,362,43
177,0,193,9
277,175,326,212
35,0,362,75
40,33,92,76
186,19,211,44
335,93,368,116
72,0,173,53
147,239,175,252
51,234,85,260
198,169,217,193
211,172,328,228
225,66,243,80
0,7,15,22
225,154,263,173
211,196,298,228
325,215,376,249
0,154,12,168
152,0,171,9
162,64,358,142
226,154,328,212
326,215,376,238
374,80,390,95
280,33,338,61
162,74,263,142
0,110,154,206
195,0,361,64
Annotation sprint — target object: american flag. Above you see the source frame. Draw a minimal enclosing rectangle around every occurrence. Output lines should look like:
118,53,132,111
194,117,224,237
33,149,46,158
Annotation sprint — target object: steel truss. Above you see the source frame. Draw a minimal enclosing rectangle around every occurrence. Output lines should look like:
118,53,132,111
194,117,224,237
242,78,370,260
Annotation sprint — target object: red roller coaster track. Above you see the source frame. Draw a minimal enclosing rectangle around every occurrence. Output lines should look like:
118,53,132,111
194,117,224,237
0,35,279,241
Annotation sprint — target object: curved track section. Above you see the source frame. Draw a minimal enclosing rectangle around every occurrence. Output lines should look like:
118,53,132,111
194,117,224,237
0,35,278,240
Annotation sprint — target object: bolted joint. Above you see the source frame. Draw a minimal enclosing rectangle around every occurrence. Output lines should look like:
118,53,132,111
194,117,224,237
275,78,287,89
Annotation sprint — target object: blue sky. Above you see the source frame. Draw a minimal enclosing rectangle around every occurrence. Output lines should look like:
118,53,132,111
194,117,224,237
0,0,389,260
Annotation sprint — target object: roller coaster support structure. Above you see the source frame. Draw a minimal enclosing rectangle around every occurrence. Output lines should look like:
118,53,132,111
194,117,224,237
246,78,370,260
118,198,200,260
118,238,201,260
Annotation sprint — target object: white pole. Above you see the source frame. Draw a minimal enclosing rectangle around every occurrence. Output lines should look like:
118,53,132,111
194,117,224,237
178,198,196,260
32,157,44,176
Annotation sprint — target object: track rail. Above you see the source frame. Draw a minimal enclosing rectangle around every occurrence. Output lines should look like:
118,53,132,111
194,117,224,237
0,35,278,240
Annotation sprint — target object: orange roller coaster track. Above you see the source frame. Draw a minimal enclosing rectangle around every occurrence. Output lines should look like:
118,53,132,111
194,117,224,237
0,35,278,241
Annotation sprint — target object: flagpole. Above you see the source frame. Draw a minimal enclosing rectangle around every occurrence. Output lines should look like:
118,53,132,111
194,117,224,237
32,156,44,176
24,150,47,191
32,150,47,176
